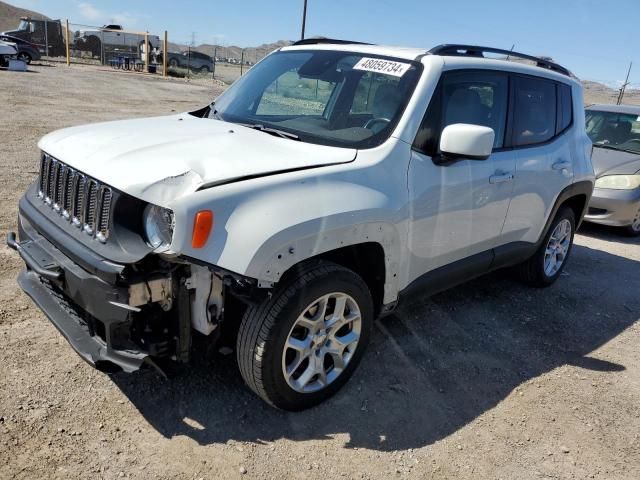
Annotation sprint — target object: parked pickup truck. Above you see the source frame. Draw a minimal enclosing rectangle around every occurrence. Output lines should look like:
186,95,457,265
8,40,594,411
74,24,160,58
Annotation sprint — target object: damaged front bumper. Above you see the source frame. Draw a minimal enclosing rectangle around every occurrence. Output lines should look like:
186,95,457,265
16,268,148,372
7,213,187,374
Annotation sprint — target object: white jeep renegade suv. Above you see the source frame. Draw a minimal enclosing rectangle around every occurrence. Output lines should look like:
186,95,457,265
8,41,594,410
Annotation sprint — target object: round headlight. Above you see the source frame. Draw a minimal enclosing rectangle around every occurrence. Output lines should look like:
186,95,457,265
595,174,640,190
143,204,174,251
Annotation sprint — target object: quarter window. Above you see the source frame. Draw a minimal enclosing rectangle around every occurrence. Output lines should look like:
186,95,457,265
556,83,573,134
513,77,557,146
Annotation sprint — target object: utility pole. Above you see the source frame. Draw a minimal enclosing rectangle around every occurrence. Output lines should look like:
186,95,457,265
212,46,217,80
301,0,308,40
506,44,515,61
617,62,632,105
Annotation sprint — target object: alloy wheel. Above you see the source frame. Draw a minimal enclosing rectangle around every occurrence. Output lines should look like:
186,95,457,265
282,292,362,393
544,218,572,277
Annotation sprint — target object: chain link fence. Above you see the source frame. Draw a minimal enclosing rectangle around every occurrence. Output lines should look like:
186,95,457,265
11,17,274,84
64,22,161,72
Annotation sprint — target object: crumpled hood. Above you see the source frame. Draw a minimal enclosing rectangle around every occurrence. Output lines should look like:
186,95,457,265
591,146,640,178
38,114,357,206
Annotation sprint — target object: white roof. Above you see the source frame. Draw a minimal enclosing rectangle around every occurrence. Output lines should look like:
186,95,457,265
280,42,579,84
281,43,426,61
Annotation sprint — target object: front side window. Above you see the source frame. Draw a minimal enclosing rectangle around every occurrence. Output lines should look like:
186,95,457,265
513,76,557,146
586,110,640,154
414,70,509,156
210,50,422,149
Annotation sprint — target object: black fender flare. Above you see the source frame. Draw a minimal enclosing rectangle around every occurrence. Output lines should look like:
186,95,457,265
536,180,593,248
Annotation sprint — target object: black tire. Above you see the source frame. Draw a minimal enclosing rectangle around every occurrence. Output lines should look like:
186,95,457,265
622,226,640,237
199,65,210,74
168,58,179,68
84,36,101,58
518,207,576,287
237,260,373,411
17,52,32,64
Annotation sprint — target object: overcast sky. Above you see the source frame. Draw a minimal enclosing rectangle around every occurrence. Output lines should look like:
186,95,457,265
6,0,638,86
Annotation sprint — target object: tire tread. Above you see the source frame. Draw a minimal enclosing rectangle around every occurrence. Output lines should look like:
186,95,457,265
517,206,575,287
237,261,357,408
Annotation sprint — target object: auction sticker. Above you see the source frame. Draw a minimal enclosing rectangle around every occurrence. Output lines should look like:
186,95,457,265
353,57,411,77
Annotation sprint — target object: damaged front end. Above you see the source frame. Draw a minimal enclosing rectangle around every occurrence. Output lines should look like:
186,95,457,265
8,159,256,375
9,216,255,374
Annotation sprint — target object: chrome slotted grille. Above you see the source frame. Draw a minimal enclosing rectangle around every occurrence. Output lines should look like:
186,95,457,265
38,153,113,243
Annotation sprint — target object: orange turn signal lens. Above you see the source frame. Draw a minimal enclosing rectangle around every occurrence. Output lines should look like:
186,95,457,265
191,210,213,249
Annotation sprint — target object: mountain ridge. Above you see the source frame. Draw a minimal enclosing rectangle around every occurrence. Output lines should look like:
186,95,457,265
0,0,50,32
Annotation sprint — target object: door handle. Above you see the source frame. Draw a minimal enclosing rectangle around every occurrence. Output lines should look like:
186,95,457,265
552,160,571,171
489,172,514,184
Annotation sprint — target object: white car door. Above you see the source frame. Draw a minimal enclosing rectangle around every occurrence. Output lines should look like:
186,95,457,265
407,70,516,282
500,77,575,245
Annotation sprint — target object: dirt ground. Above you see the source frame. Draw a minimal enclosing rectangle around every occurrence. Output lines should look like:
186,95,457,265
0,63,639,480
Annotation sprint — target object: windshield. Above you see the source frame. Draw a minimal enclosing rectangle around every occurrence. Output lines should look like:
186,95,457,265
209,50,422,148
586,110,640,154
17,20,33,32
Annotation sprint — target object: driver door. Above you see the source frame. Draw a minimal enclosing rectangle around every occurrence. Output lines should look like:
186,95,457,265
406,70,515,283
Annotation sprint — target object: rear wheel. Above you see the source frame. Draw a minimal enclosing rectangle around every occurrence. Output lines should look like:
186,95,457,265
518,207,576,287
237,261,373,411
199,65,210,74
168,58,179,68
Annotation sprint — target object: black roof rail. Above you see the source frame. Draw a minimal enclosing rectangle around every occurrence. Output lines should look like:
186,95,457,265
428,44,573,77
292,37,373,47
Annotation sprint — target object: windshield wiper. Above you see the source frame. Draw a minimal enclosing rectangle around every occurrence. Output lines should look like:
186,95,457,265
238,123,300,141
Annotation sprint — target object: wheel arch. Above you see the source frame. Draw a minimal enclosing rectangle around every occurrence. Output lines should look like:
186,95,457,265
281,242,387,316
537,180,593,246
241,217,402,308
561,193,588,228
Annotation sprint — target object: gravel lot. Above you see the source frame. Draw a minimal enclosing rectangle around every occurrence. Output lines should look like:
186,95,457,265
0,63,639,480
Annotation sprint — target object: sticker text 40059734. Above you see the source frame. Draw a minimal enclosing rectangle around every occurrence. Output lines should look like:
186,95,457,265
353,57,411,77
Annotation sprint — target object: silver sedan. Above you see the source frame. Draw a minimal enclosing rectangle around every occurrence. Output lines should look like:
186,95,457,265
584,104,640,236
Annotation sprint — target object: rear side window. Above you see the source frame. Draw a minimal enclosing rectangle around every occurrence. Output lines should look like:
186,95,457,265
556,83,573,134
512,76,557,146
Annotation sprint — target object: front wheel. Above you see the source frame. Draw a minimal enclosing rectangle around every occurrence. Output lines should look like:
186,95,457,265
623,207,640,236
517,207,576,287
17,52,32,64
237,261,373,411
